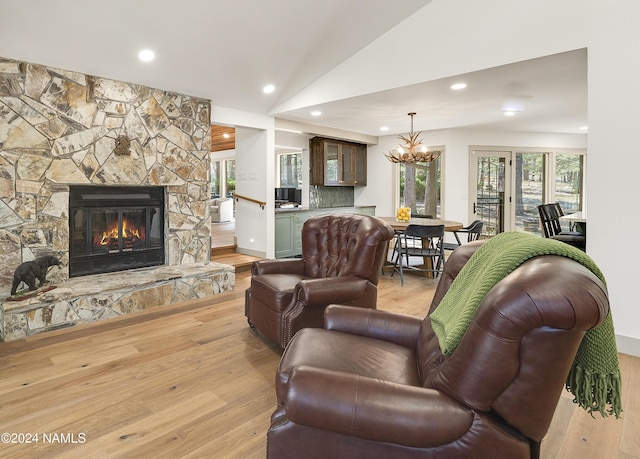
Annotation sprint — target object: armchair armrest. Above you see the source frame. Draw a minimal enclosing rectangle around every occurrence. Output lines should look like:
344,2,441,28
324,305,422,349
296,276,368,307
284,365,473,448
252,258,305,275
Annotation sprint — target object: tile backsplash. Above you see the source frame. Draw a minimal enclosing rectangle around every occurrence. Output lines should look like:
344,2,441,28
309,185,354,208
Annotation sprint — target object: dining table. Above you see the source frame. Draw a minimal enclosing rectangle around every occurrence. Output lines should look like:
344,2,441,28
559,211,586,233
379,216,464,279
379,216,464,232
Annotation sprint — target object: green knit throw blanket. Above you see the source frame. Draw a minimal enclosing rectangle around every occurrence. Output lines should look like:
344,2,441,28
429,232,622,418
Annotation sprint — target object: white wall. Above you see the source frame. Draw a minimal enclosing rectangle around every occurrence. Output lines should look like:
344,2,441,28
585,0,640,354
212,107,275,258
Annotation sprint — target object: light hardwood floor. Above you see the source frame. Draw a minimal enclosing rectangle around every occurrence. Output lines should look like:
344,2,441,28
0,268,638,458
211,221,235,248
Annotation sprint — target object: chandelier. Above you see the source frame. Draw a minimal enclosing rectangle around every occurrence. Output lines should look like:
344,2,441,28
384,112,441,163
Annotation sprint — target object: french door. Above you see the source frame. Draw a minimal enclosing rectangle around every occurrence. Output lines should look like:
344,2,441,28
469,150,511,237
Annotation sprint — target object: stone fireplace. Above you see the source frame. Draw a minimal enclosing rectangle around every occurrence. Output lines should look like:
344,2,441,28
0,57,233,341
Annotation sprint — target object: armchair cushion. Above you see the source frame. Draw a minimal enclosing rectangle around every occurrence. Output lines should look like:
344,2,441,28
275,327,420,403
250,274,308,312
283,365,473,448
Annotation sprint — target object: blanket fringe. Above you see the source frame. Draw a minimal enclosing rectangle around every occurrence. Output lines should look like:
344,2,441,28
566,364,623,418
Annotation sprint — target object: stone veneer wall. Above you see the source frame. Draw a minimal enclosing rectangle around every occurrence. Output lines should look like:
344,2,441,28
0,56,213,290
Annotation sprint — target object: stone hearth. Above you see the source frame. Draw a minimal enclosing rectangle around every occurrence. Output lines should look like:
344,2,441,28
0,262,234,341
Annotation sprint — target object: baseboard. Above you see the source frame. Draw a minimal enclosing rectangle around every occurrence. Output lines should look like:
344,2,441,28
237,247,266,258
616,334,640,357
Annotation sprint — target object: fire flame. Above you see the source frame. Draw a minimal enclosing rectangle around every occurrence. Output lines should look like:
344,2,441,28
98,218,144,246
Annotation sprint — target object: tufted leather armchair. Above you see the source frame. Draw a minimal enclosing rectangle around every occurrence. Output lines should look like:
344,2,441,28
245,213,394,348
267,240,610,458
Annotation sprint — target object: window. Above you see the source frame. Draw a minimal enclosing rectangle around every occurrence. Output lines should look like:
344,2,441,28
210,158,235,198
399,156,441,218
211,161,220,198
555,153,583,214
225,160,236,197
514,152,546,234
277,152,302,188
513,151,583,235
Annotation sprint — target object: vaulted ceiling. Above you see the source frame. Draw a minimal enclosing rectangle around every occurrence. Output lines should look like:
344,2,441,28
0,0,586,139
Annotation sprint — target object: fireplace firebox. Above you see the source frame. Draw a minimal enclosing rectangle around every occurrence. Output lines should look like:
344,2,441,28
69,186,165,277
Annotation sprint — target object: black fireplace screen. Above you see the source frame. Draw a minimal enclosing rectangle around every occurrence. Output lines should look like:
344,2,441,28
69,186,165,277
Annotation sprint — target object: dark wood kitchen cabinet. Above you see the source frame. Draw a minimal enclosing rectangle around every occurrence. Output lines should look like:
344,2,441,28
310,137,367,186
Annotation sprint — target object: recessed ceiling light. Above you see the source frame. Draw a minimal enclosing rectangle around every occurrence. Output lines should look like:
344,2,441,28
263,84,275,94
451,83,467,90
579,126,588,131
380,126,389,132
311,110,322,116
223,133,230,139
138,49,155,62
504,110,516,117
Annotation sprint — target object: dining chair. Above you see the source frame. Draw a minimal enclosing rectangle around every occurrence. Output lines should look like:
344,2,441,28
392,224,445,286
442,219,483,250
549,202,585,234
387,215,432,268
537,204,586,250
386,228,426,277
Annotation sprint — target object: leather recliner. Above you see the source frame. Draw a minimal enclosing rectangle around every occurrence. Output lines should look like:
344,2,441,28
267,240,610,458
245,213,394,348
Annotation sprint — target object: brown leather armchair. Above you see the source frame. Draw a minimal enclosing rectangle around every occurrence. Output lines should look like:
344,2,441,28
245,213,394,348
268,240,610,458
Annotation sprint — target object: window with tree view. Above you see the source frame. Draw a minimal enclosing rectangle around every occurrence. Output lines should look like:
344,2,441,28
225,160,236,197
555,153,583,214
399,157,441,218
513,151,583,235
278,152,302,188
515,152,546,234
210,158,235,198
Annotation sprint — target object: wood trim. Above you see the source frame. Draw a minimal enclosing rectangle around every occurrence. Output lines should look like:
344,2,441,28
211,125,235,152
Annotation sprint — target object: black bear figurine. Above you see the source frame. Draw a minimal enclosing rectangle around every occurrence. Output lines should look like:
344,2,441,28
10,255,61,296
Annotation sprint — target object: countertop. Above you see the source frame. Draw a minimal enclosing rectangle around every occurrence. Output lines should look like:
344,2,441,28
275,205,375,213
